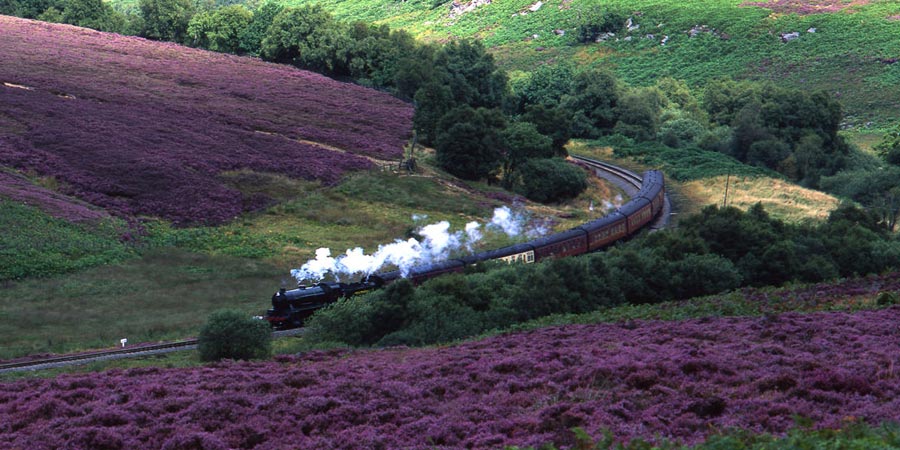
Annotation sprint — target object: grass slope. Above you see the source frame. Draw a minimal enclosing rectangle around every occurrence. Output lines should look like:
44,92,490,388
282,0,900,128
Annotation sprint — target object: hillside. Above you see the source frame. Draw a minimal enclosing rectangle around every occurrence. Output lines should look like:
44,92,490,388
3,304,900,448
283,0,900,129
0,16,413,225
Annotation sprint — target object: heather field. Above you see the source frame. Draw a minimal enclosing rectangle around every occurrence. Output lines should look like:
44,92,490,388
0,16,413,225
3,307,900,448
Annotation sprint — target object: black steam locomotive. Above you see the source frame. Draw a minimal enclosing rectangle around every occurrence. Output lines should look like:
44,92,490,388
264,168,666,329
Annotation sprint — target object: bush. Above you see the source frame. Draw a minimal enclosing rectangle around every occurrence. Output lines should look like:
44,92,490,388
509,158,587,203
197,310,272,361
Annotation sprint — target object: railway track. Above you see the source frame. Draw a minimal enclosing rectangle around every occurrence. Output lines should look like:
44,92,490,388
570,155,644,192
571,155,672,230
0,329,305,373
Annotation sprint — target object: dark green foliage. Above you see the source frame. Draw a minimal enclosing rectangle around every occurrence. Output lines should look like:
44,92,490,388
875,125,900,166
434,106,506,181
508,158,587,203
613,87,665,142
237,1,282,55
820,168,900,232
187,4,251,53
509,63,574,110
575,6,626,43
412,81,454,145
521,104,572,156
501,121,554,178
703,78,849,186
560,68,620,138
261,5,345,73
197,309,272,361
431,40,507,110
139,0,194,42
658,118,708,148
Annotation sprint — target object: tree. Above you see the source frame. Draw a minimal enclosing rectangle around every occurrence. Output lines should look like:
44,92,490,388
139,0,195,42
501,121,553,182
260,5,349,74
412,80,454,146
238,1,283,55
432,40,507,109
874,125,900,166
613,86,665,141
434,106,506,181
508,158,587,203
522,104,572,156
198,310,272,361
188,5,252,53
560,68,620,137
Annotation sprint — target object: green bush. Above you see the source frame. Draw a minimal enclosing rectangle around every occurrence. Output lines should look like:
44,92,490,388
197,309,272,361
510,158,587,203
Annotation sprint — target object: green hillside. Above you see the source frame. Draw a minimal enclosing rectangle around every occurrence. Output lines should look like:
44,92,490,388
278,0,900,128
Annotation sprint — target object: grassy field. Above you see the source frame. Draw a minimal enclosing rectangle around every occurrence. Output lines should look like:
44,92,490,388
0,156,631,359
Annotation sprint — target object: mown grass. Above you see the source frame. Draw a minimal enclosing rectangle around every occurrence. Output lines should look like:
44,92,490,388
0,248,282,359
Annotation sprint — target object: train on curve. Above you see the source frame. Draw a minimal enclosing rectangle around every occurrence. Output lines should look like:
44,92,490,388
264,170,665,329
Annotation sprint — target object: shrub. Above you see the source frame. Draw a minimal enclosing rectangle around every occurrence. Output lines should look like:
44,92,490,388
197,310,272,361
509,158,587,203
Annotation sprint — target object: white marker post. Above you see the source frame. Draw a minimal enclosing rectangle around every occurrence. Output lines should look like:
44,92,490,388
120,338,127,348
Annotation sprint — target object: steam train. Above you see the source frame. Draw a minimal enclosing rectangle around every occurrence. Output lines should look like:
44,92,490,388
264,169,665,329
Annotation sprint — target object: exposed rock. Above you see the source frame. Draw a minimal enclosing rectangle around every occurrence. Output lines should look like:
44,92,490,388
528,1,542,12
807,27,817,33
626,17,640,32
449,0,492,19
595,32,615,42
553,29,565,36
661,35,670,46
780,31,800,42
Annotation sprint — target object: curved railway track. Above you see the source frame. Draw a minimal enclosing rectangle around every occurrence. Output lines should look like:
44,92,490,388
571,155,672,230
3,158,669,373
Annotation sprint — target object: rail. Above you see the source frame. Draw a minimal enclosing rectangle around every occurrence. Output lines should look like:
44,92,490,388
0,329,305,373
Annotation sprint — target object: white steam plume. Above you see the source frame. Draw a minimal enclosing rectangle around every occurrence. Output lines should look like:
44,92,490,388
291,206,546,284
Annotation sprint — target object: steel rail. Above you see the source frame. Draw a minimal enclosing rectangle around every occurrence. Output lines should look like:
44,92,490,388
0,329,305,373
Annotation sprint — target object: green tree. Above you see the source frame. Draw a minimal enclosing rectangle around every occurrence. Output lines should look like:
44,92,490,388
60,0,126,31
510,62,574,110
197,309,272,361
412,80,454,145
260,5,349,74
874,125,900,166
522,104,572,156
501,121,553,182
432,39,507,109
560,68,620,137
614,86,665,141
188,5,252,53
508,158,587,203
238,1,282,55
139,0,195,42
434,106,506,181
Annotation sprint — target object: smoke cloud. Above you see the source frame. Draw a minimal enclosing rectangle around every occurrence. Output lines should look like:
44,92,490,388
291,205,547,284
